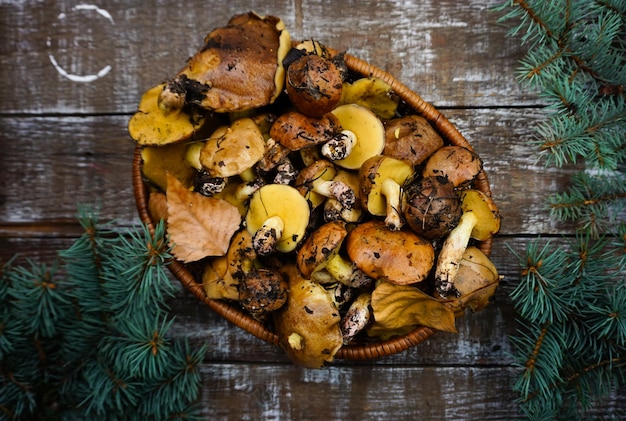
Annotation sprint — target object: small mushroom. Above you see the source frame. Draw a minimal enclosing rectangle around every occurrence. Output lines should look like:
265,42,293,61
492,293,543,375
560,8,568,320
199,117,266,178
434,189,500,298
269,111,342,152
128,84,206,146
239,267,289,320
140,141,197,191
295,160,356,210
274,264,343,368
325,104,385,170
339,76,400,120
296,221,374,289
345,220,435,286
359,155,415,231
245,184,311,255
422,145,483,188
202,256,240,301
383,115,444,166
323,170,363,223
403,175,462,239
286,54,343,118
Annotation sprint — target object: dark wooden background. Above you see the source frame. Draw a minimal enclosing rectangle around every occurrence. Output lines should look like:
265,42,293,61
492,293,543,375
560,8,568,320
1,0,624,419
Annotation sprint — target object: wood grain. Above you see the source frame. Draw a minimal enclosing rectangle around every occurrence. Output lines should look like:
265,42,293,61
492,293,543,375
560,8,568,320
1,0,622,418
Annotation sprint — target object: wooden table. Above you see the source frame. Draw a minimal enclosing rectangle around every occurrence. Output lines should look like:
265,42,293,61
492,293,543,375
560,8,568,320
2,1,624,419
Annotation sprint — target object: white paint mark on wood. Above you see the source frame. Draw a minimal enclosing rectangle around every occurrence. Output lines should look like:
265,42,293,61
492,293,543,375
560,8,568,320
47,4,115,83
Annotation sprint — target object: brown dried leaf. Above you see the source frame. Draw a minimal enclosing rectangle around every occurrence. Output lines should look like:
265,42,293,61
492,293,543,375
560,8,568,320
166,173,241,261
368,282,457,339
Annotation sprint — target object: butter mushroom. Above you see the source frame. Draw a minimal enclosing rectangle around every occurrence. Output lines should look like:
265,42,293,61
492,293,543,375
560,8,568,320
403,175,462,239
295,160,356,210
359,155,414,231
159,12,291,113
199,117,266,178
434,189,500,298
269,111,341,152
383,115,444,166
128,83,206,146
325,104,385,169
274,264,343,368
202,256,240,301
245,184,310,255
345,220,435,286
422,145,483,188
239,268,289,320
323,170,363,223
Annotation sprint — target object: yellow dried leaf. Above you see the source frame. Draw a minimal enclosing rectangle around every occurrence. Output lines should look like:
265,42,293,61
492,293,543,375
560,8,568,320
368,282,457,339
166,174,241,261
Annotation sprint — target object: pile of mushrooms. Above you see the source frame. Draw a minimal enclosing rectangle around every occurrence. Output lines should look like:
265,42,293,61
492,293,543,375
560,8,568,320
129,12,501,368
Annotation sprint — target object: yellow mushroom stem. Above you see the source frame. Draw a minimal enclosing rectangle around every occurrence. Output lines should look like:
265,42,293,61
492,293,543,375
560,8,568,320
157,82,186,116
311,179,356,209
324,198,362,223
235,178,265,201
321,130,357,161
434,210,479,298
251,215,285,255
380,178,404,231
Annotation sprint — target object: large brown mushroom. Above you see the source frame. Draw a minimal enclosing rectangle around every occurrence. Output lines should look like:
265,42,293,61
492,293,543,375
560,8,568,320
274,265,343,368
345,220,435,286
383,115,444,166
422,145,483,188
158,12,291,113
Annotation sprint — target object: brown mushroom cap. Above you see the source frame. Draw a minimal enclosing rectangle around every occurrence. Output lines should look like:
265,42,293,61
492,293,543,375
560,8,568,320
383,115,444,166
403,175,462,239
165,12,291,113
274,264,343,368
239,268,289,319
296,221,347,279
422,145,483,188
286,54,343,118
345,220,435,285
199,117,266,177
270,111,341,151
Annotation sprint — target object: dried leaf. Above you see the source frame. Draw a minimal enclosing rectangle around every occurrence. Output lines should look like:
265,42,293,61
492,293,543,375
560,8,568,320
368,282,457,339
166,173,241,261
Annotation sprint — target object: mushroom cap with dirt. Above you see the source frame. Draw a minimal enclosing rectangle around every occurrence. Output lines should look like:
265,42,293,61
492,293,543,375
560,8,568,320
274,264,343,368
358,155,415,231
434,189,500,298
199,117,266,178
239,267,289,320
383,115,444,166
345,220,435,285
422,145,483,188
403,175,462,239
159,12,291,113
269,111,342,152
245,184,311,255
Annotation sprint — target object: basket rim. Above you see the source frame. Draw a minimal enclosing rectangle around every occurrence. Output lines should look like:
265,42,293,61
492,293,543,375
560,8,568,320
132,52,495,361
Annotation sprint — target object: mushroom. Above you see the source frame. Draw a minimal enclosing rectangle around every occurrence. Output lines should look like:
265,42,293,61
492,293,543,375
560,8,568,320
403,175,462,239
245,184,310,255
324,104,385,170
345,220,435,286
383,115,444,166
128,83,206,146
285,53,343,118
323,170,363,223
422,145,483,188
340,292,372,345
202,256,240,301
199,117,266,179
339,76,400,120
434,189,500,298
359,155,415,231
444,246,500,314
140,141,197,191
273,264,343,368
296,221,374,289
158,12,291,113
295,160,356,210
239,267,289,320
269,111,341,152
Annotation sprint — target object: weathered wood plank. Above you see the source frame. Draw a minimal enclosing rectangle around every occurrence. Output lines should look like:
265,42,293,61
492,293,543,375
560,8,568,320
0,0,532,115
0,108,577,234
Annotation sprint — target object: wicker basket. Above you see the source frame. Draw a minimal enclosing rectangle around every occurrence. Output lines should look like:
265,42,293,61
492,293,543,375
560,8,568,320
132,52,495,361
